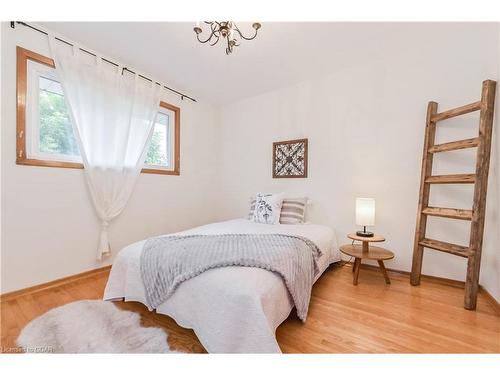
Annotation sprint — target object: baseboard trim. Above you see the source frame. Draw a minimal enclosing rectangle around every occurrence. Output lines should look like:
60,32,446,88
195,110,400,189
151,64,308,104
478,285,500,315
356,262,465,288
0,265,112,303
353,262,499,314
2,261,498,315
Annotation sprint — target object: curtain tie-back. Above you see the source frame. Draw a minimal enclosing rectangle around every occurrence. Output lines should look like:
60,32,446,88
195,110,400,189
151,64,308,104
97,220,111,261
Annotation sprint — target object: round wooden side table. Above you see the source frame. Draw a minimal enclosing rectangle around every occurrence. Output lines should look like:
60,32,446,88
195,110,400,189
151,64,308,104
340,233,394,285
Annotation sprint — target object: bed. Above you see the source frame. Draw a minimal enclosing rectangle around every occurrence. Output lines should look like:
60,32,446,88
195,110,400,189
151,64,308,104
103,218,339,353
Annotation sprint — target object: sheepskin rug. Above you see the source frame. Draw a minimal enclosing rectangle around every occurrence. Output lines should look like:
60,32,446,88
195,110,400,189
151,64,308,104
17,300,173,353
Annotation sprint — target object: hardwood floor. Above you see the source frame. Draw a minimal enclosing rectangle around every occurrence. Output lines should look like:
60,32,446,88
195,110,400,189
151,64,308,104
1,264,499,353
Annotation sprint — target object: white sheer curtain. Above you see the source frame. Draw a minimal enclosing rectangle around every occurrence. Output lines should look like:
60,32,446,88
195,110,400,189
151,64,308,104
49,37,161,260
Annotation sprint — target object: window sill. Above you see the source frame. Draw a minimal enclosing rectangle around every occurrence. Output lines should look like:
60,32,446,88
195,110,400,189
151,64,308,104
16,158,180,175
16,157,84,169
141,167,180,176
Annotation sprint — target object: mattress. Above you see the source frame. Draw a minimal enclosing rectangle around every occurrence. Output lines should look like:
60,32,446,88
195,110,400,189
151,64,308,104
103,218,339,353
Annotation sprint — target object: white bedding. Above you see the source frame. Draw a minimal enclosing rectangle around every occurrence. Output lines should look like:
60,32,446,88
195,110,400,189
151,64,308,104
103,219,339,353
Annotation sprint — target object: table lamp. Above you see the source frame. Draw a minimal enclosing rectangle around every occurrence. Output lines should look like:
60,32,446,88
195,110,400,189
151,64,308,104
356,197,375,237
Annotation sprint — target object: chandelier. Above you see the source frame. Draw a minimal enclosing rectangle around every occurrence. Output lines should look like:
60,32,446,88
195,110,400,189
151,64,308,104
193,21,261,55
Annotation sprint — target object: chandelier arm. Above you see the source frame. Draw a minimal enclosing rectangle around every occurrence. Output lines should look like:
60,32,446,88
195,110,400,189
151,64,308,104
196,29,217,44
234,26,259,41
210,34,220,46
193,22,219,44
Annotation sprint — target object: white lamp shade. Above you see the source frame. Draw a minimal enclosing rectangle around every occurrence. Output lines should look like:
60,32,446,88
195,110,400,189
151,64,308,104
356,198,375,226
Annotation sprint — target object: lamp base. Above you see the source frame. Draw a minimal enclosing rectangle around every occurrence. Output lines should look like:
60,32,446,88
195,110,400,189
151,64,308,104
356,230,374,238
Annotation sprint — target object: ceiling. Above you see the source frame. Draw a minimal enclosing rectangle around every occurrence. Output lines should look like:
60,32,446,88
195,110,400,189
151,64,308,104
39,22,489,105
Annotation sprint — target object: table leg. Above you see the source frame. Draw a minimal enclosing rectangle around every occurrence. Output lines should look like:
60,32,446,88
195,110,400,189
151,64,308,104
377,260,391,284
353,258,361,285
362,241,369,252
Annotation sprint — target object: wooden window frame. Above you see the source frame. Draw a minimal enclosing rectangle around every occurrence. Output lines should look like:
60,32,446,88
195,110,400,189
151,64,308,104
16,46,180,175
16,46,83,169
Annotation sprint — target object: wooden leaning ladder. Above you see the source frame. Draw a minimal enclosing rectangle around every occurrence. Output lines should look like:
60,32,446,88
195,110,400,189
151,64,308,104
410,80,497,310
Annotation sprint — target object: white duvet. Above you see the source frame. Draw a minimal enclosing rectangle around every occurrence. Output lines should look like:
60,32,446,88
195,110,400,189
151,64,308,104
103,219,339,353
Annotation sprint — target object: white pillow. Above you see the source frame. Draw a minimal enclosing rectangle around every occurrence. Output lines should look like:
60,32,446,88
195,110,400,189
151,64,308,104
252,193,284,224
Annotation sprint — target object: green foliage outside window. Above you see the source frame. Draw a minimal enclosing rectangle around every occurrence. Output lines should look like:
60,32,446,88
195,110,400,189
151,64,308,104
38,87,168,166
145,129,168,166
39,90,79,156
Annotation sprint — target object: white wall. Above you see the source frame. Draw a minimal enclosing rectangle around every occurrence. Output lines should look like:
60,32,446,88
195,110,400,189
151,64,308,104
215,23,500,301
0,23,219,293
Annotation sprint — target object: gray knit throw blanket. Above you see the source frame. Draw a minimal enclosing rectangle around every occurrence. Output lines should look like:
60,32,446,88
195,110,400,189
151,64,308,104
140,234,322,321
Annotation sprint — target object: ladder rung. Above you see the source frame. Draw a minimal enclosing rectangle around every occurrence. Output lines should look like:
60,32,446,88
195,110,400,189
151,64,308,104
431,101,482,122
422,206,473,220
428,137,480,153
419,238,470,257
425,174,475,184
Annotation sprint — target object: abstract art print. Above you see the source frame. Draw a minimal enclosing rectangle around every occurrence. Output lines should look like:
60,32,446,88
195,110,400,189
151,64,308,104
272,138,308,178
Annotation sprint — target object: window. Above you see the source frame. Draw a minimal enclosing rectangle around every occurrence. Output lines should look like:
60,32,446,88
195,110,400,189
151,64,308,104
25,59,81,164
146,112,171,168
142,101,180,175
16,47,82,169
16,46,180,175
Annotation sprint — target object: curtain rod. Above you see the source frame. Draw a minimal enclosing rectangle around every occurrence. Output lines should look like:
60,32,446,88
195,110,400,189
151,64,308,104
10,21,197,103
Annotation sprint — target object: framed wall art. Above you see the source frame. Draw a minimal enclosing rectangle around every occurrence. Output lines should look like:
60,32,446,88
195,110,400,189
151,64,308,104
272,138,308,178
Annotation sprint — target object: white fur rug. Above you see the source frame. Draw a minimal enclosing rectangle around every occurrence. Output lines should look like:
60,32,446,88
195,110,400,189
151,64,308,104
17,300,174,353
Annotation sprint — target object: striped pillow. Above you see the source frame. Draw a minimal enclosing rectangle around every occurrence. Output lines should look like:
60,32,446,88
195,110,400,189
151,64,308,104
279,198,307,224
